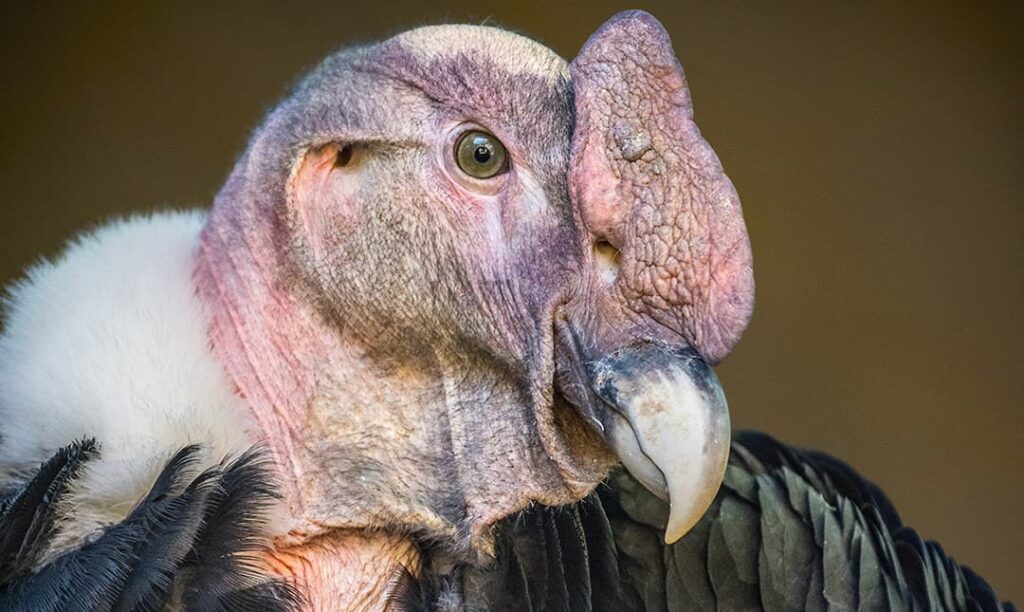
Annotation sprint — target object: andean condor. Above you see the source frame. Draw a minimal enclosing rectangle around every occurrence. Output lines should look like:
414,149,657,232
0,11,1013,612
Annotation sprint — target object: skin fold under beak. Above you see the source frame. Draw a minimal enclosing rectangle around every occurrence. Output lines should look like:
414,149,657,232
587,342,730,543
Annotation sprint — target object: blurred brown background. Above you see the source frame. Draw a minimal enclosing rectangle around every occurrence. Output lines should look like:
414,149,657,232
2,0,1021,601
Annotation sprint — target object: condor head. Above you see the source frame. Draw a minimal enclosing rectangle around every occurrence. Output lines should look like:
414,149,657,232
194,9,753,597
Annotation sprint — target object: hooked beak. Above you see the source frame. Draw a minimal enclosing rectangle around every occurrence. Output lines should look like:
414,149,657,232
588,342,729,543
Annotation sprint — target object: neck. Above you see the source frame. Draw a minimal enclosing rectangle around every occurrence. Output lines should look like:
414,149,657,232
194,207,613,556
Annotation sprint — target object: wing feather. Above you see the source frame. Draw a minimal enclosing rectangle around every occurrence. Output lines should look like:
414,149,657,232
0,442,300,611
456,431,1014,612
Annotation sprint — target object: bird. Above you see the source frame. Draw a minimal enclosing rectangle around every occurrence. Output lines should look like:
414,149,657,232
0,10,1012,611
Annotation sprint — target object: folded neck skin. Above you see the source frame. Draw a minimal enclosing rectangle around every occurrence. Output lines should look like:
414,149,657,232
194,208,612,543
193,172,615,608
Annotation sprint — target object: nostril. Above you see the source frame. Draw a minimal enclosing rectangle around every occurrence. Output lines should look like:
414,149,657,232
593,240,621,284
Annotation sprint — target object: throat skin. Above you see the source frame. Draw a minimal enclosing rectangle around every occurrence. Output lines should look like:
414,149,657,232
260,529,422,611
193,210,615,566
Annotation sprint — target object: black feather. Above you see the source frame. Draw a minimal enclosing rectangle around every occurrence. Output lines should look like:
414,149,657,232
385,565,430,611
175,447,302,612
456,431,1015,612
554,506,591,612
112,464,218,611
0,442,300,612
576,494,628,612
0,444,204,611
0,438,97,581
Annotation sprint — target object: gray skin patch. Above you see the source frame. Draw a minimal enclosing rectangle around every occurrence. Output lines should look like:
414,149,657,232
613,120,653,162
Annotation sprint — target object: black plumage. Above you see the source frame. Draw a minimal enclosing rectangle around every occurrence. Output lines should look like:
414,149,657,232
454,431,1015,612
0,442,300,612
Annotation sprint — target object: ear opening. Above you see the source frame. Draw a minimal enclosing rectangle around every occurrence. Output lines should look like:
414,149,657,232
331,141,369,169
286,142,365,262
335,143,354,168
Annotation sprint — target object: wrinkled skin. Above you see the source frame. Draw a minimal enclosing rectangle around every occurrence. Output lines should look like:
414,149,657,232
194,11,753,608
567,13,753,364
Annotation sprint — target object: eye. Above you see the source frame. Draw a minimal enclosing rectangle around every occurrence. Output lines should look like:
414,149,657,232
454,130,508,179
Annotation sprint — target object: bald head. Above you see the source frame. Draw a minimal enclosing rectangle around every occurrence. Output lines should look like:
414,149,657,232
394,24,568,78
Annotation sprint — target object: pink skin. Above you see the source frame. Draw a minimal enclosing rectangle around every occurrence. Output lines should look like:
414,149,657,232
194,11,752,608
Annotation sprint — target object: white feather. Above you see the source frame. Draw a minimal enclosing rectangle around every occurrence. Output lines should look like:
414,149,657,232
0,210,253,549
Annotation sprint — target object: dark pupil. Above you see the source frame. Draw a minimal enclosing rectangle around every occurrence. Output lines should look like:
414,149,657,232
473,143,492,164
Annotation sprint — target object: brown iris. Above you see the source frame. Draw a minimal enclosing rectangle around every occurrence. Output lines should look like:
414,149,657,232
454,130,508,179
